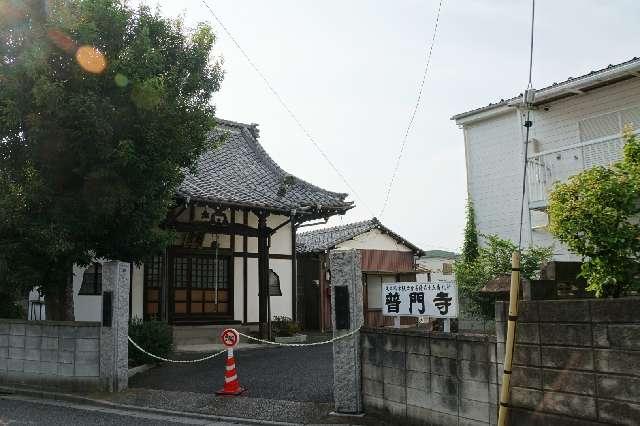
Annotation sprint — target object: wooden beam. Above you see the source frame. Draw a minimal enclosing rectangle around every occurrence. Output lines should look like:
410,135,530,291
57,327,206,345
168,221,267,238
234,252,292,260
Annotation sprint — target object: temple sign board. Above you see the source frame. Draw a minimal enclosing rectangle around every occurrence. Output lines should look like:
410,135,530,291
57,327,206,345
382,281,458,318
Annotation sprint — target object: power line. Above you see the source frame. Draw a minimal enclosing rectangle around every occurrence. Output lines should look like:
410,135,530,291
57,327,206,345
518,0,536,250
200,0,375,217
378,0,445,219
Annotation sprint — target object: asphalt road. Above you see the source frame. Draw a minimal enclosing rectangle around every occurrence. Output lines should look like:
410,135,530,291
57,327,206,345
129,345,334,402
0,396,246,425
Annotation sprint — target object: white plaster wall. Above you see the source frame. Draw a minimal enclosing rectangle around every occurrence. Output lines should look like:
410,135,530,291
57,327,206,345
247,258,259,323
233,257,243,322
72,263,102,322
336,228,413,252
269,215,292,255
247,212,258,253
131,264,144,320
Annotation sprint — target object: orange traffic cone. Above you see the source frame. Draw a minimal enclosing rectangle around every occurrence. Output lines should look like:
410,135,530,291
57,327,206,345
216,349,246,396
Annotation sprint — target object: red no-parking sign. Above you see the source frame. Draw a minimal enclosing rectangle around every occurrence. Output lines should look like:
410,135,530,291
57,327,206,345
220,328,239,348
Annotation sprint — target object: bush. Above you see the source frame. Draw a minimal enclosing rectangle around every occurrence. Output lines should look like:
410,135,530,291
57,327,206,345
454,235,552,319
271,315,300,337
128,318,173,365
0,294,25,319
548,128,640,297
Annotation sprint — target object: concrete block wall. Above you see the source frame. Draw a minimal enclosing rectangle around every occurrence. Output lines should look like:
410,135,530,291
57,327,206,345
361,327,499,425
496,298,640,426
0,319,107,392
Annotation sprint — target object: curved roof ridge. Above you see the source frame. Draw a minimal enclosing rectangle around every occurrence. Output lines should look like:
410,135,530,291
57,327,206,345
177,118,353,217
224,120,350,203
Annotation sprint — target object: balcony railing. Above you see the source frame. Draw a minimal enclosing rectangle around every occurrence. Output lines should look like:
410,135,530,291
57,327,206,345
527,134,627,209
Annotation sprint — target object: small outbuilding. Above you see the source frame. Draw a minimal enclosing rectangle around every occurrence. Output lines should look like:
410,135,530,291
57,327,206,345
296,218,424,330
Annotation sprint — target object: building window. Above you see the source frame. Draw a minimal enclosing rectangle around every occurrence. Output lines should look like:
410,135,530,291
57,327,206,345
442,263,453,275
144,255,164,320
366,275,383,309
79,263,102,295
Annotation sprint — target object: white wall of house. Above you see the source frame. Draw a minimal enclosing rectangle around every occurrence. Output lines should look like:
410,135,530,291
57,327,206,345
336,228,414,251
461,77,640,261
464,109,529,248
417,257,456,283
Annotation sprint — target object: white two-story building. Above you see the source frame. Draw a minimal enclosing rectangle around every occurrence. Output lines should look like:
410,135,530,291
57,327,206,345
453,57,640,276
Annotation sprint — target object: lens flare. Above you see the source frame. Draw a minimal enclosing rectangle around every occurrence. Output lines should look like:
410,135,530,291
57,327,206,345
47,29,76,54
75,45,107,74
114,73,129,87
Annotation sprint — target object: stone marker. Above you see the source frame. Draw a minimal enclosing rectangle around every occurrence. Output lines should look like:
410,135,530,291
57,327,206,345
330,249,364,414
100,260,130,392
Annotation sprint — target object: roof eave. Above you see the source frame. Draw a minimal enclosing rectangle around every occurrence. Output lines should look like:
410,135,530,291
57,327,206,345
452,58,640,126
175,192,353,217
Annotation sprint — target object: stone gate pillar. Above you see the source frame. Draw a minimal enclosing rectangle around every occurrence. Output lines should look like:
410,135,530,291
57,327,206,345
100,261,130,392
329,249,364,414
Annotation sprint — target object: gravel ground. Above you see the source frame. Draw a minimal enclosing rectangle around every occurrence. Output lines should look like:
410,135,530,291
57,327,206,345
121,343,393,424
106,388,394,425
130,345,334,403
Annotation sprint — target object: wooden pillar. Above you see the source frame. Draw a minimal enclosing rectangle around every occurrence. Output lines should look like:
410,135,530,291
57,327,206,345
257,212,270,339
291,217,297,322
319,252,326,333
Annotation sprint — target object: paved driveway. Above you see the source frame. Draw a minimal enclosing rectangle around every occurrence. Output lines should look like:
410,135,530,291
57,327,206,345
130,345,334,403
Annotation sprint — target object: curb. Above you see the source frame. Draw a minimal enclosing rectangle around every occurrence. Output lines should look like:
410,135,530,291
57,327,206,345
0,385,299,426
127,363,155,378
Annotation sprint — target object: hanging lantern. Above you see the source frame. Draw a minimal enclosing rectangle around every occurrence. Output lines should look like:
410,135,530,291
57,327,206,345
269,269,282,296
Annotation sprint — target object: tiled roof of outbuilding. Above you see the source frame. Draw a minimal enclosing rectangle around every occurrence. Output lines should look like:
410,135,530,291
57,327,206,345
177,119,353,217
296,217,424,255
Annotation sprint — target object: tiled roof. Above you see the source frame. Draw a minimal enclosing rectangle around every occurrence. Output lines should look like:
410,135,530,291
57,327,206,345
177,119,353,217
296,217,424,255
452,56,640,121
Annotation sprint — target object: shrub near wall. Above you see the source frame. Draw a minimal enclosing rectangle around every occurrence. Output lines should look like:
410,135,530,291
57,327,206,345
128,319,173,365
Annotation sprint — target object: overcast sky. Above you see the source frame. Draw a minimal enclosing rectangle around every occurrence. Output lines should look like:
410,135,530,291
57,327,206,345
140,0,639,252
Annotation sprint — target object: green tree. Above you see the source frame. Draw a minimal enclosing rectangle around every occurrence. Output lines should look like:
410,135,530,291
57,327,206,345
454,235,552,319
0,0,222,319
461,200,479,263
548,129,640,297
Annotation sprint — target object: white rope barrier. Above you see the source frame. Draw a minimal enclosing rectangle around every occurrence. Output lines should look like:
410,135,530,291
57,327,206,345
236,325,363,347
128,325,363,363
128,336,227,364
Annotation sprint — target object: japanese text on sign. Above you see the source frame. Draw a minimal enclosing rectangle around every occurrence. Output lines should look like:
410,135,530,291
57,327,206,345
382,281,458,318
